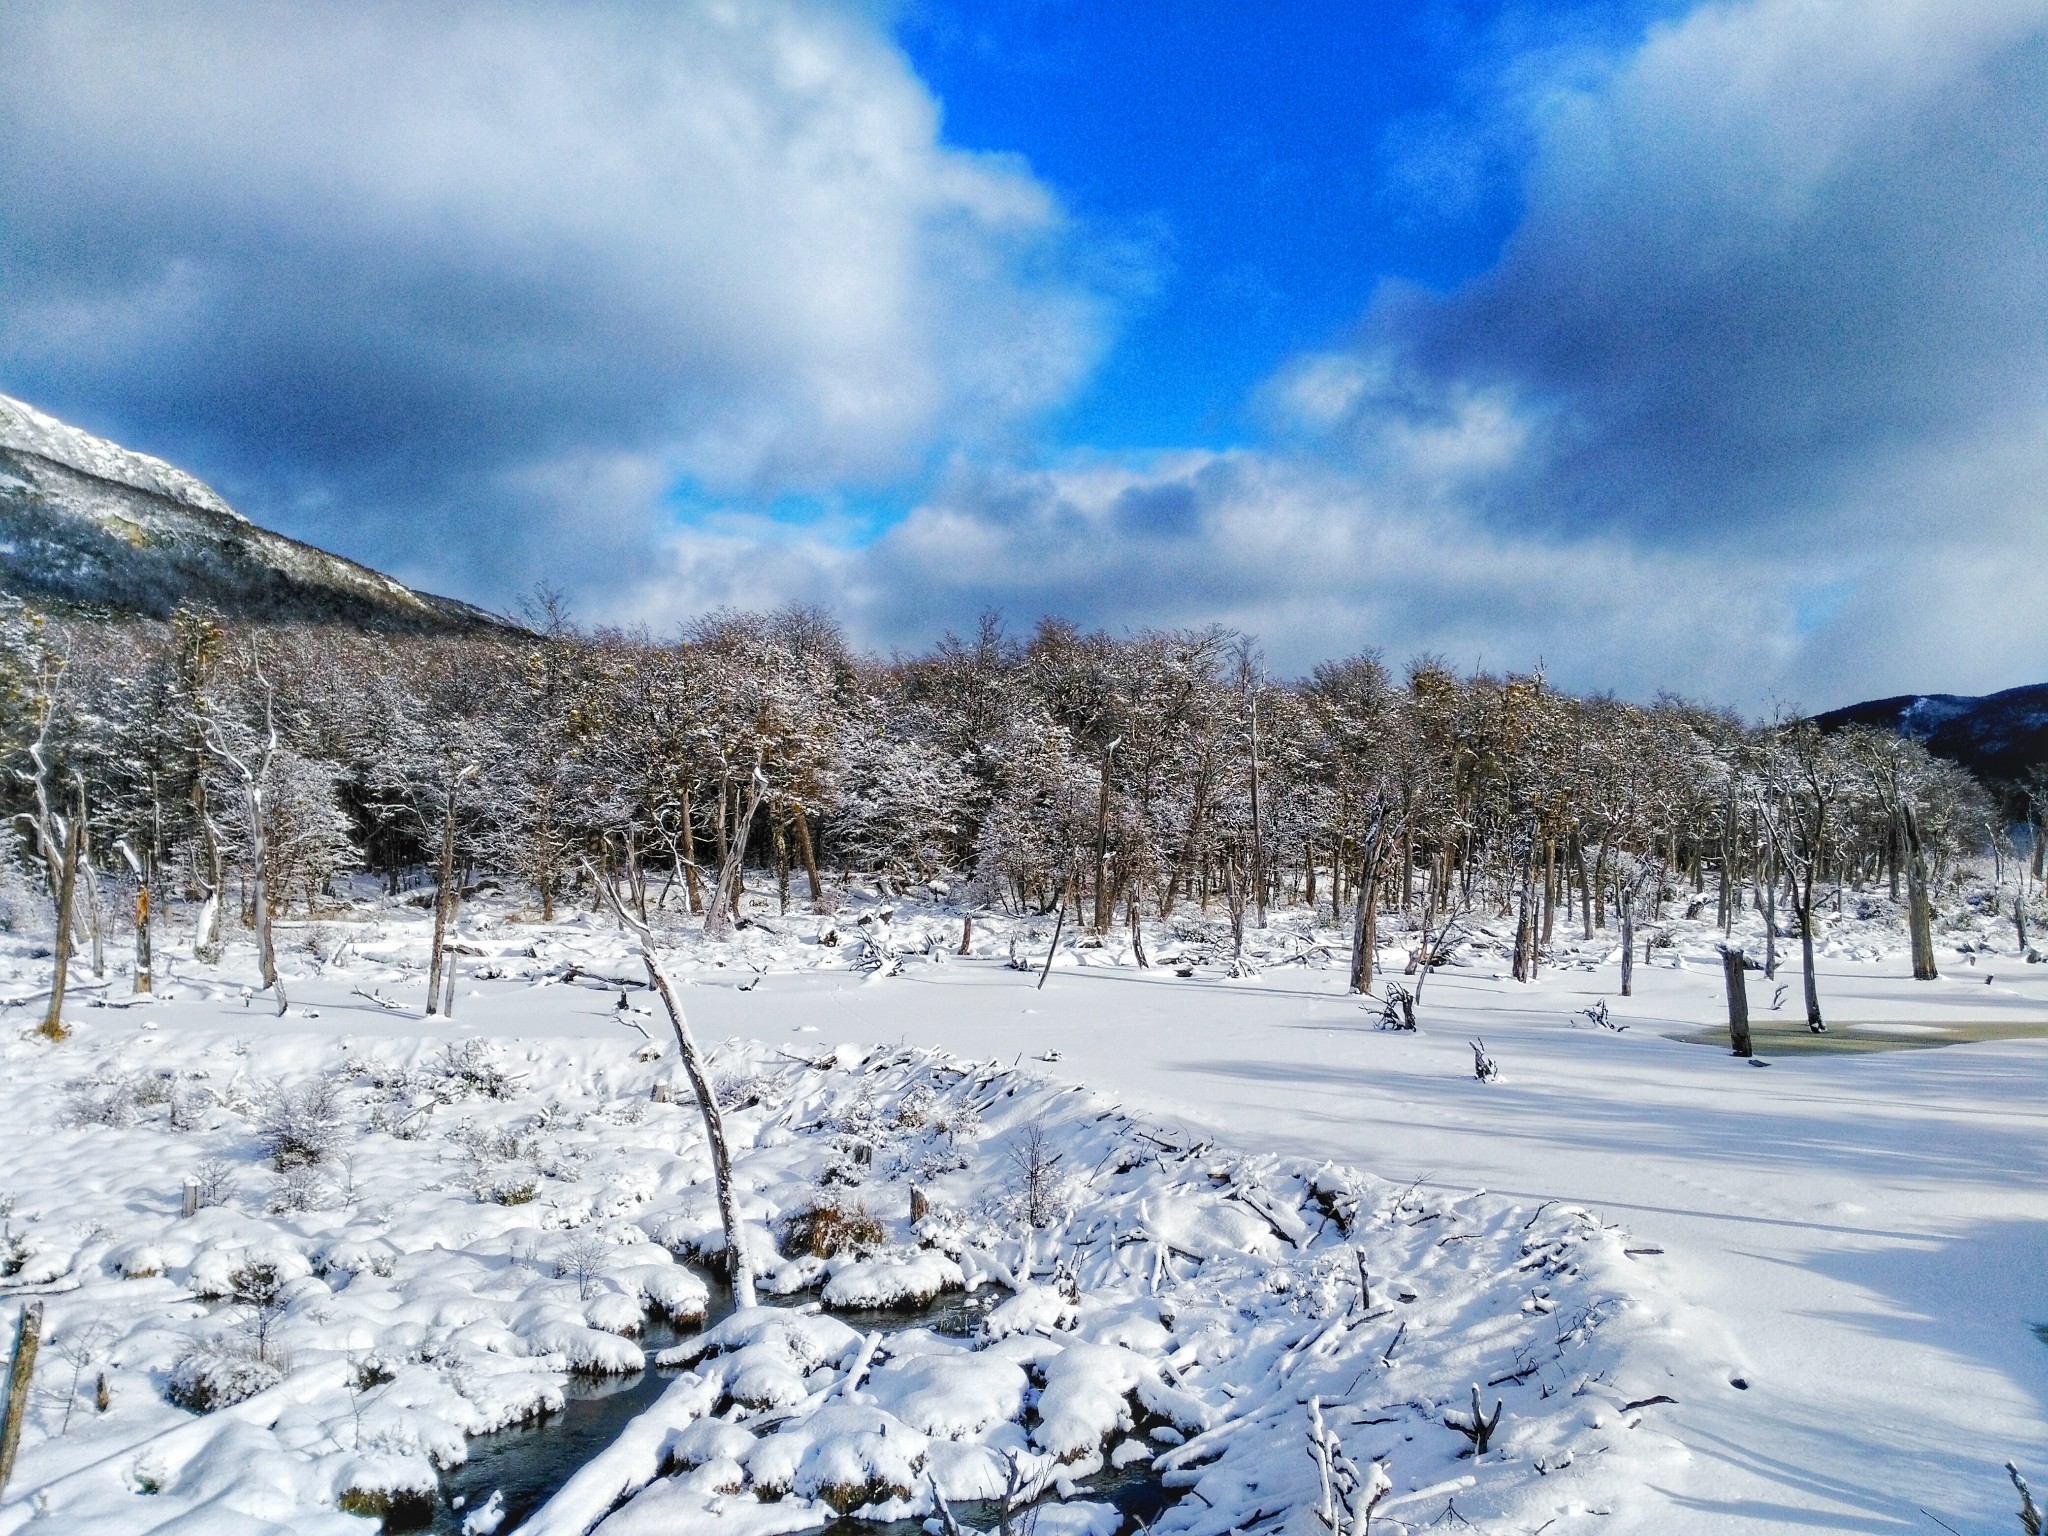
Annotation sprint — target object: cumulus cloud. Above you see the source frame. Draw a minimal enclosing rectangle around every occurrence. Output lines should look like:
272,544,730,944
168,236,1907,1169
1287,0,2048,535
607,451,1813,703
1255,0,2048,701
0,0,1099,590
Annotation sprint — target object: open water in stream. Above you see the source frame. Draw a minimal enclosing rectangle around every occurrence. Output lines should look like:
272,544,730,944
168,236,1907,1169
429,1278,1175,1536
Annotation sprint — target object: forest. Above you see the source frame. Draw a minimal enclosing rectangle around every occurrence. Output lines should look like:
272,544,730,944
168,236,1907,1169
4,592,2037,1030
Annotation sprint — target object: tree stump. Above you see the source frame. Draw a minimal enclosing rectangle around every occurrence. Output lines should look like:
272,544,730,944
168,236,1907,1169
1720,946,1752,1058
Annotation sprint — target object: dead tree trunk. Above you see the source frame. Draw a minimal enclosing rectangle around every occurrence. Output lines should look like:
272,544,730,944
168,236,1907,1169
0,1301,44,1496
1248,692,1268,930
1512,833,1539,984
770,811,790,915
1797,867,1825,1032
1619,881,1636,998
116,839,152,995
638,940,755,1306
41,813,81,1040
590,861,754,1308
243,775,282,1013
679,784,705,915
72,788,104,980
624,833,650,923
211,665,285,1015
1903,805,1938,981
1038,898,1066,990
1719,775,1738,934
1348,833,1385,995
791,802,824,911
192,771,225,962
1093,741,1118,934
704,756,768,940
426,773,468,1015
1720,946,1752,1058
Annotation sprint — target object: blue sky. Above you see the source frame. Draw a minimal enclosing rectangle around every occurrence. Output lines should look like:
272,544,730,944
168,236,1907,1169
1,1,2044,707
896,1,1658,452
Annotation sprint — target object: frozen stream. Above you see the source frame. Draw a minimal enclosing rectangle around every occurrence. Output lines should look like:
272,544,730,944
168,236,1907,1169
433,1281,1171,1536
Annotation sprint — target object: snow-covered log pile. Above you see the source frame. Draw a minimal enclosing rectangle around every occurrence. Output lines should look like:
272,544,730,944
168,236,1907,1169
0,991,1677,1535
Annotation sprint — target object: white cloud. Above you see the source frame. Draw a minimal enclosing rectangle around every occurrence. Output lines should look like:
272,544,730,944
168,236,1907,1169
605,450,1817,703
1251,0,2048,702
0,0,1100,544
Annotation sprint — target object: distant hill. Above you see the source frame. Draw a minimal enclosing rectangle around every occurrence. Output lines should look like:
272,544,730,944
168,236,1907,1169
1817,684,2048,789
0,392,512,633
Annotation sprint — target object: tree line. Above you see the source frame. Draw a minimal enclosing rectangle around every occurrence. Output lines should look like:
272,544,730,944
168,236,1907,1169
5,593,2037,1028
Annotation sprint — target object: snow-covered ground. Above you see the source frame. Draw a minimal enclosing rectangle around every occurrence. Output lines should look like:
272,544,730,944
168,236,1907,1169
1,886,2043,1535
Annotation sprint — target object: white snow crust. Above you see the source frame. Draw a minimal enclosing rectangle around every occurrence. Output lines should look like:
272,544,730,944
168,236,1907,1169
0,879,2042,1534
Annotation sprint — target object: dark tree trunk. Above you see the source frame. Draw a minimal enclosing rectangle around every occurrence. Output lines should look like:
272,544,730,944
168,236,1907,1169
41,815,82,1040
792,803,824,909
1720,947,1752,1057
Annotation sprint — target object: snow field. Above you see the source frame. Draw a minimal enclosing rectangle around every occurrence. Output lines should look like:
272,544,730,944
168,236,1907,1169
0,877,2043,1533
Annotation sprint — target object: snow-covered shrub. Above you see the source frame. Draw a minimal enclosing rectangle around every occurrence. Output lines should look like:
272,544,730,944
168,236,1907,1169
66,1073,144,1128
190,1157,237,1210
167,1335,282,1412
1008,1124,1069,1229
913,1147,968,1181
337,1482,437,1529
0,1221,29,1278
228,1257,293,1362
482,1172,539,1206
267,1166,331,1213
935,1097,981,1144
782,1199,886,1259
713,1070,773,1111
555,1231,613,1300
258,1077,345,1169
432,1039,517,1100
0,828,43,935
891,1083,936,1129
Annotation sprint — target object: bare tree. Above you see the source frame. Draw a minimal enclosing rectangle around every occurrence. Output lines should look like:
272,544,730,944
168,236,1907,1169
588,859,754,1307
205,652,286,1015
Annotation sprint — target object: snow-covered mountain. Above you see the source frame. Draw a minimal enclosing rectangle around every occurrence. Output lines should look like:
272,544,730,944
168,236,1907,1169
1818,683,2048,786
0,393,508,631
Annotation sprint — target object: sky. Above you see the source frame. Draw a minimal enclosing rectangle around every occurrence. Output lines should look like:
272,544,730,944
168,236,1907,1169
1,0,2044,710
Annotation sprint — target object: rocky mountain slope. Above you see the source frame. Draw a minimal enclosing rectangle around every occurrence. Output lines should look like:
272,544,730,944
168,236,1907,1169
0,392,509,631
1818,683,2048,788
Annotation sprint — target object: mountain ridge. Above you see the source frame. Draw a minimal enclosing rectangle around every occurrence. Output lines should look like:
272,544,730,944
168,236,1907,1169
1816,682,2048,789
0,393,513,633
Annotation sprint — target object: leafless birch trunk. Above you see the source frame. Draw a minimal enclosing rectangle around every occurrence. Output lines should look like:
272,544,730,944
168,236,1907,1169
704,755,768,940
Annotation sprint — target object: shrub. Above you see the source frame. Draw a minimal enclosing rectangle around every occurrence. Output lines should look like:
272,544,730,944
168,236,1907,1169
167,1336,282,1412
258,1079,345,1170
555,1231,613,1300
189,1158,237,1211
783,1199,886,1259
267,1167,331,1213
66,1074,142,1128
433,1039,516,1099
